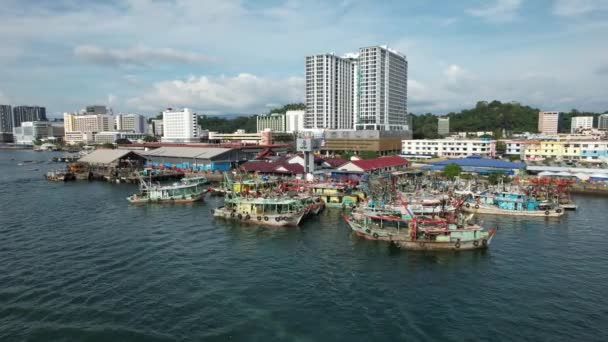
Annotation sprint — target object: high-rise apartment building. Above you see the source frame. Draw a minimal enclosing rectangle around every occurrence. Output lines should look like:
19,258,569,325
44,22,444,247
257,113,286,132
63,113,76,132
115,113,146,133
599,114,608,130
538,111,559,134
571,116,594,133
0,105,12,133
305,53,355,130
356,46,408,131
438,117,450,136
162,108,198,143
12,106,47,128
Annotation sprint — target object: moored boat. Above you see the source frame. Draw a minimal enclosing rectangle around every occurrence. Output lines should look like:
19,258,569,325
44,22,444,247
127,176,207,204
214,195,308,227
462,191,564,217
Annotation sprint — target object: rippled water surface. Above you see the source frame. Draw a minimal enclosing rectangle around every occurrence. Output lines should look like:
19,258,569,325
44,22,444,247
1,150,608,341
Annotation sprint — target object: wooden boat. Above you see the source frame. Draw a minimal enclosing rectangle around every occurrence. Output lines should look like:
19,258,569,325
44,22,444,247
462,192,564,217
214,195,308,227
127,175,207,204
310,183,365,208
344,213,497,251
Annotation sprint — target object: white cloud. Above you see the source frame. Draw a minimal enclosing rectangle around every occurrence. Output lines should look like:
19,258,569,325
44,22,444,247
128,73,304,114
553,0,608,16
466,0,523,22
74,44,212,67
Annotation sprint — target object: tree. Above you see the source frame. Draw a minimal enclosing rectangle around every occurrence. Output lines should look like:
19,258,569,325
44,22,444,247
99,143,115,149
143,135,158,142
488,172,510,185
359,151,379,159
443,164,462,179
495,141,507,155
115,138,131,144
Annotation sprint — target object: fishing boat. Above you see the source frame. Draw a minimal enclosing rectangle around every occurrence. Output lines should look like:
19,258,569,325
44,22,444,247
344,213,497,251
310,183,365,208
462,191,564,217
127,176,207,204
214,195,308,227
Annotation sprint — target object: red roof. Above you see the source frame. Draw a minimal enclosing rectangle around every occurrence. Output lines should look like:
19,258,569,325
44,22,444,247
344,156,408,171
323,157,348,168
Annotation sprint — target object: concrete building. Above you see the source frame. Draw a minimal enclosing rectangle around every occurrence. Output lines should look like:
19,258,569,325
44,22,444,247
63,113,76,132
599,114,608,130
401,138,496,158
150,119,164,137
94,132,147,144
438,117,450,136
571,116,594,133
1,105,12,134
502,140,537,158
115,113,146,133
305,53,355,130
208,129,293,145
85,105,109,115
322,130,409,155
12,106,47,128
162,108,199,143
12,121,61,145
65,131,94,145
524,140,608,163
538,111,559,134
356,46,408,131
285,110,305,133
74,114,113,133
257,113,286,132
141,147,240,171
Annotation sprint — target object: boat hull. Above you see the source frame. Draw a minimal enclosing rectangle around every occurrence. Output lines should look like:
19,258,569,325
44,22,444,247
462,204,564,217
127,193,204,204
213,207,306,227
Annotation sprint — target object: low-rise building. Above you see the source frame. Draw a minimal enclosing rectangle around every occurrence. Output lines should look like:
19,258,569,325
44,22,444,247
322,130,410,155
65,131,94,145
401,138,496,158
208,130,293,145
337,156,409,173
94,132,148,144
523,140,608,162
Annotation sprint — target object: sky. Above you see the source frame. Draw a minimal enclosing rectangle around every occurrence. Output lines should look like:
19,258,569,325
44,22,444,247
0,0,607,118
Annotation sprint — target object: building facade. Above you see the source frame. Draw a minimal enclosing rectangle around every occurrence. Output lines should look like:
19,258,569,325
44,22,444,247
0,105,12,134
12,106,47,128
305,53,354,130
74,114,113,133
438,117,450,136
401,138,496,158
356,46,408,131
257,113,286,132
538,111,559,134
162,108,199,143
12,121,60,145
322,130,409,155
285,110,305,133
115,113,146,133
524,140,608,162
94,132,147,144
149,119,163,137
599,114,608,130
571,116,594,133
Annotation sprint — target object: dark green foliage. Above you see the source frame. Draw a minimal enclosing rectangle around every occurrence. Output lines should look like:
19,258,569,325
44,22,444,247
495,141,507,155
487,172,510,185
268,103,306,114
443,164,461,179
115,138,131,144
143,135,158,142
197,103,305,133
359,151,379,159
99,143,115,149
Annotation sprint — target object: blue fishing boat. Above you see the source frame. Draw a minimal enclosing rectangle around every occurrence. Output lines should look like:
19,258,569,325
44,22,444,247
462,191,564,217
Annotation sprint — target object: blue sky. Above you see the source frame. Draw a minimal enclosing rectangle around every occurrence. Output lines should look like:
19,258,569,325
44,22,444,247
0,0,607,118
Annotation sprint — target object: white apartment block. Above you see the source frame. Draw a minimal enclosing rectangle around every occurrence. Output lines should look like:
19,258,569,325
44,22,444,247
571,116,594,133
305,53,354,130
538,111,559,134
285,110,305,133
357,46,408,131
162,108,198,143
64,131,94,145
115,113,146,133
402,138,496,158
599,114,608,130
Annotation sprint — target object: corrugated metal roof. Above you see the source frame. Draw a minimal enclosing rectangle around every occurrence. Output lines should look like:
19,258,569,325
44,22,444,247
78,149,140,164
430,156,525,169
141,146,232,159
346,156,409,171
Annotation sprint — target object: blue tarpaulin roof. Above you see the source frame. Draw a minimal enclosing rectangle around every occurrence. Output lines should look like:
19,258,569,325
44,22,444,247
428,155,525,169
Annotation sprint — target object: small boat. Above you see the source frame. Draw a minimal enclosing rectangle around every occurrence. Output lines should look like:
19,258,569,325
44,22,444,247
127,176,207,204
46,170,76,182
310,183,365,208
462,191,564,217
344,213,497,251
214,195,308,227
